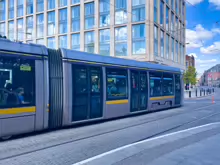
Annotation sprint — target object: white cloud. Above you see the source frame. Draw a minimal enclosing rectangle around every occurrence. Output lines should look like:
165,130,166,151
187,0,204,5
189,53,198,58
200,41,220,54
209,0,220,9
186,24,214,48
186,24,220,49
195,58,218,77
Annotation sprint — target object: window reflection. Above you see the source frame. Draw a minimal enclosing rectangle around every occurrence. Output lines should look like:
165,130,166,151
115,0,127,24
161,30,164,57
85,31,95,53
48,11,55,36
99,0,110,27
154,25,158,56
48,37,56,49
132,0,145,22
85,2,95,30
17,19,23,41
26,16,33,39
26,0,33,15
99,29,110,56
37,14,44,38
72,33,80,50
0,23,5,36
17,0,23,17
8,0,14,19
72,6,80,32
59,9,67,34
59,35,67,48
115,26,127,56
132,24,146,54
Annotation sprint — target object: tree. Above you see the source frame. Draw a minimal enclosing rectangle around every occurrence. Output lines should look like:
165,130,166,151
184,66,197,85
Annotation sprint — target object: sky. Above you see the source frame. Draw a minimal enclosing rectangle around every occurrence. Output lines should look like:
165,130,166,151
186,0,220,78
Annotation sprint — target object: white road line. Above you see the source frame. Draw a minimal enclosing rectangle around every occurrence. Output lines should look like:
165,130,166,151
72,122,220,165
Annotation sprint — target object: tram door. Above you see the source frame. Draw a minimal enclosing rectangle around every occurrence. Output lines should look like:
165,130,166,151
174,74,181,105
130,71,148,112
72,65,103,121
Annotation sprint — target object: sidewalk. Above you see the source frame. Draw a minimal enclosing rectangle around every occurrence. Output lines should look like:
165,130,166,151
74,123,220,165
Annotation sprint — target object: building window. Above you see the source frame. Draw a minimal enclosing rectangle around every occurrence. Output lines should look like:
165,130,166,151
132,0,145,22
72,0,80,4
37,0,44,12
176,0,179,14
0,0,5,21
72,33,80,50
8,21,14,40
171,0,174,10
27,0,33,15
26,16,33,39
99,29,110,56
37,39,44,45
17,0,23,17
48,37,56,49
115,26,127,56
8,0,14,19
59,8,67,34
0,23,5,36
99,0,110,27
171,37,174,61
85,2,95,30
166,6,169,31
166,0,169,4
166,34,169,59
85,31,95,53
17,19,23,41
37,14,44,38
154,25,158,56
182,46,185,65
59,0,67,7
48,0,55,10
48,11,55,36
175,41,178,62
154,0,157,23
182,2,185,18
149,72,162,97
132,24,146,55
171,12,174,35
72,6,80,32
59,35,67,48
160,0,164,27
115,0,127,24
161,30,164,57
175,16,178,39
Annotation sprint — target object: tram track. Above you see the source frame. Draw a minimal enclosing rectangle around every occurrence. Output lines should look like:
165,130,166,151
0,102,219,161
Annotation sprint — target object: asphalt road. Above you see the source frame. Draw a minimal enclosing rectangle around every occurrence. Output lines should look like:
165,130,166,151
0,89,219,165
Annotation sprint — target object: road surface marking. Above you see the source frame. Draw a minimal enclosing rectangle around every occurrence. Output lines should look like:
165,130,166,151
73,122,220,165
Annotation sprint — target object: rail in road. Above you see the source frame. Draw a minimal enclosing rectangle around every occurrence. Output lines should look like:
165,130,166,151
0,91,219,165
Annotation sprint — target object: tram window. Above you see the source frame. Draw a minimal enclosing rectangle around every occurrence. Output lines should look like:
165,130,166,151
162,73,174,96
149,71,162,97
106,68,128,100
74,67,88,94
0,56,35,108
91,68,101,93
131,71,138,91
140,72,147,92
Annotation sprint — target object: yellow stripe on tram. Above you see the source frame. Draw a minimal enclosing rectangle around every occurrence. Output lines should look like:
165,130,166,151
150,96,175,101
106,100,129,105
0,106,36,115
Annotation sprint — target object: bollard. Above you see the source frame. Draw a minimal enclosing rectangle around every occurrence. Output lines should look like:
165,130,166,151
204,90,205,96
189,91,191,98
196,89,197,97
200,90,202,96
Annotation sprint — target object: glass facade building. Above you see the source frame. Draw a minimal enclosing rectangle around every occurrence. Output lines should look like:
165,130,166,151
0,0,186,69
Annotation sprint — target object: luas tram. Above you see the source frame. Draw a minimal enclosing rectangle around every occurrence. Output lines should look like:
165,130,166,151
0,38,183,139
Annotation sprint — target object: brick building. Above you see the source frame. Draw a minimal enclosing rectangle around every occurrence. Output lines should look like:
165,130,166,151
185,54,195,68
200,64,220,87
